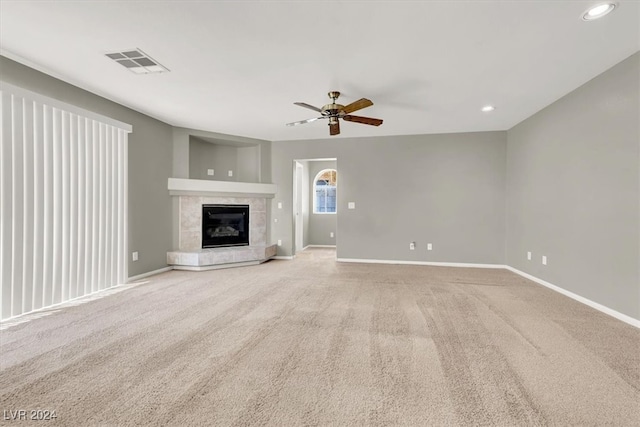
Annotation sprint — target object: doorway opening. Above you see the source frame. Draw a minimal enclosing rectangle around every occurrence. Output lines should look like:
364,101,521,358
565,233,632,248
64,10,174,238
292,159,338,256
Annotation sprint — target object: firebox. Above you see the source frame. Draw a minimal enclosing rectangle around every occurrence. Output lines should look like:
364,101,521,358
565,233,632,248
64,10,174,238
202,204,249,248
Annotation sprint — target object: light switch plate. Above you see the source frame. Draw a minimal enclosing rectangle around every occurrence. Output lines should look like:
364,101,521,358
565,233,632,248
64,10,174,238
228,170,233,177
542,255,547,265
527,251,532,260
207,169,214,176
132,251,138,261
348,202,355,209
277,202,282,209
427,243,433,251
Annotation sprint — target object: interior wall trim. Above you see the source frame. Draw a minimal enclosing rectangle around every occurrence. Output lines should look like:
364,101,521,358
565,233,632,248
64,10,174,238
128,267,174,283
505,266,640,328
337,258,506,269
337,258,639,328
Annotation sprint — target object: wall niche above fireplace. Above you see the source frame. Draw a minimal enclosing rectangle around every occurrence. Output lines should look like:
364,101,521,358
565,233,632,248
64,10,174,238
202,204,249,248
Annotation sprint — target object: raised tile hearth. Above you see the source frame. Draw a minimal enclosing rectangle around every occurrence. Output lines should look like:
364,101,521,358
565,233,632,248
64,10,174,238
168,178,277,270
168,245,277,271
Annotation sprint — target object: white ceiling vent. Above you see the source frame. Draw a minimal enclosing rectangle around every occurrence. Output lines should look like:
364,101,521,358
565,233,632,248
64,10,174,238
105,48,169,74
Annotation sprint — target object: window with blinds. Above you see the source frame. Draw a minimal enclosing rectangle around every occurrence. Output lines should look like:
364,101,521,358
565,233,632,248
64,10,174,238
0,82,132,321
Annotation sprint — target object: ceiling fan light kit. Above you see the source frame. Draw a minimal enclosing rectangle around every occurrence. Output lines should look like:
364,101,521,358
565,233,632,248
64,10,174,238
287,91,383,136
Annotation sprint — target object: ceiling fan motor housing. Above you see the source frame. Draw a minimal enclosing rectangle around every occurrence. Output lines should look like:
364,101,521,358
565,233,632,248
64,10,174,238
322,104,345,116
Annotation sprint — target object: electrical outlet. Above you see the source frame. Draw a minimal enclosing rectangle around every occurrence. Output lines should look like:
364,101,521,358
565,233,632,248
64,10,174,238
348,202,355,209
277,202,282,209
274,218,278,223
132,251,138,261
277,240,282,246
330,232,334,238
228,170,233,177
527,251,532,260
410,242,415,250
542,255,547,265
207,169,214,176
427,243,433,251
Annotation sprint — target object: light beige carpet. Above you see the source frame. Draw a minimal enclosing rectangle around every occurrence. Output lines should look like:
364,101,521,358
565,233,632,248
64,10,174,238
1,248,638,426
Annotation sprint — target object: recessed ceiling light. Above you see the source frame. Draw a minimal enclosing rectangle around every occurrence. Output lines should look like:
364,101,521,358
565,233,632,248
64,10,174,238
481,105,495,112
582,2,617,21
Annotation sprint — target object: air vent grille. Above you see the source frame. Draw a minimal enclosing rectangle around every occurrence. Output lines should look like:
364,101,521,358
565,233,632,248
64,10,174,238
105,48,169,74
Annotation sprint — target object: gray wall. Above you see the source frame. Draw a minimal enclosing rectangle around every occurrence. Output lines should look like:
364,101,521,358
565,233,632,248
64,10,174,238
189,137,238,181
506,52,639,319
189,137,261,183
271,132,507,263
307,160,337,246
0,55,173,278
237,146,260,182
173,127,270,182
299,161,311,249
4,51,636,320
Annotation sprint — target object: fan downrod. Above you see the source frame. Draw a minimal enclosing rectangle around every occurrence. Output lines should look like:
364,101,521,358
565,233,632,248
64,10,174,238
323,91,344,116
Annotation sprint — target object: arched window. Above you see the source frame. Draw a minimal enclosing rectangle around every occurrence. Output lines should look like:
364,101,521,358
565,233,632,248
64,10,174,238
313,169,337,214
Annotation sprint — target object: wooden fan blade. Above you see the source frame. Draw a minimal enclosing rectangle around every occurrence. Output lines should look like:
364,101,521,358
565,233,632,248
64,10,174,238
294,102,323,113
329,120,340,136
342,98,373,114
343,115,383,126
286,117,322,126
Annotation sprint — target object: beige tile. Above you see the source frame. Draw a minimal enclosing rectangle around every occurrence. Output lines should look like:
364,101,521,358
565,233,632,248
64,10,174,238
167,252,180,265
250,212,266,228
251,198,266,212
181,196,202,215
180,231,201,251
202,197,230,205
208,250,236,265
265,244,277,258
181,208,201,232
250,227,266,246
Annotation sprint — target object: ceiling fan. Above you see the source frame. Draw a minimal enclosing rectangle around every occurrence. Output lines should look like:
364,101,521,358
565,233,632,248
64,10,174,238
286,91,383,136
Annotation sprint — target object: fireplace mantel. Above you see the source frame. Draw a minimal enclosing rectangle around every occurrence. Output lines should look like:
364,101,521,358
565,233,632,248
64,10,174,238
168,178,276,198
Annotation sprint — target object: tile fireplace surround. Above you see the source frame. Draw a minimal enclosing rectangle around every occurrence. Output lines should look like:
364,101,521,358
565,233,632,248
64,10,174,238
167,178,277,270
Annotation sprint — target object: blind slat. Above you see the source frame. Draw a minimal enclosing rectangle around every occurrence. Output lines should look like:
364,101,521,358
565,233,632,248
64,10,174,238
0,87,130,321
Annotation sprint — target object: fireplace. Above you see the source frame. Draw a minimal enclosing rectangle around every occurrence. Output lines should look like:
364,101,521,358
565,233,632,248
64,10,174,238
202,204,249,248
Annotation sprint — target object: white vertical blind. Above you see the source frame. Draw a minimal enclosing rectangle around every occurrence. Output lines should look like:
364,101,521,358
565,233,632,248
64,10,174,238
0,82,131,321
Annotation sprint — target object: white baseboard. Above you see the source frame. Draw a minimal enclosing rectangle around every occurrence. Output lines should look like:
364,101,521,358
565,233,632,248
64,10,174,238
505,266,639,329
336,258,639,328
128,266,174,283
337,258,506,269
272,256,294,260
307,245,337,248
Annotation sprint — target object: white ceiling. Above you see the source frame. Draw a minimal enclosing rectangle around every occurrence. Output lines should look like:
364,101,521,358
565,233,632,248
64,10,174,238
1,1,638,141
